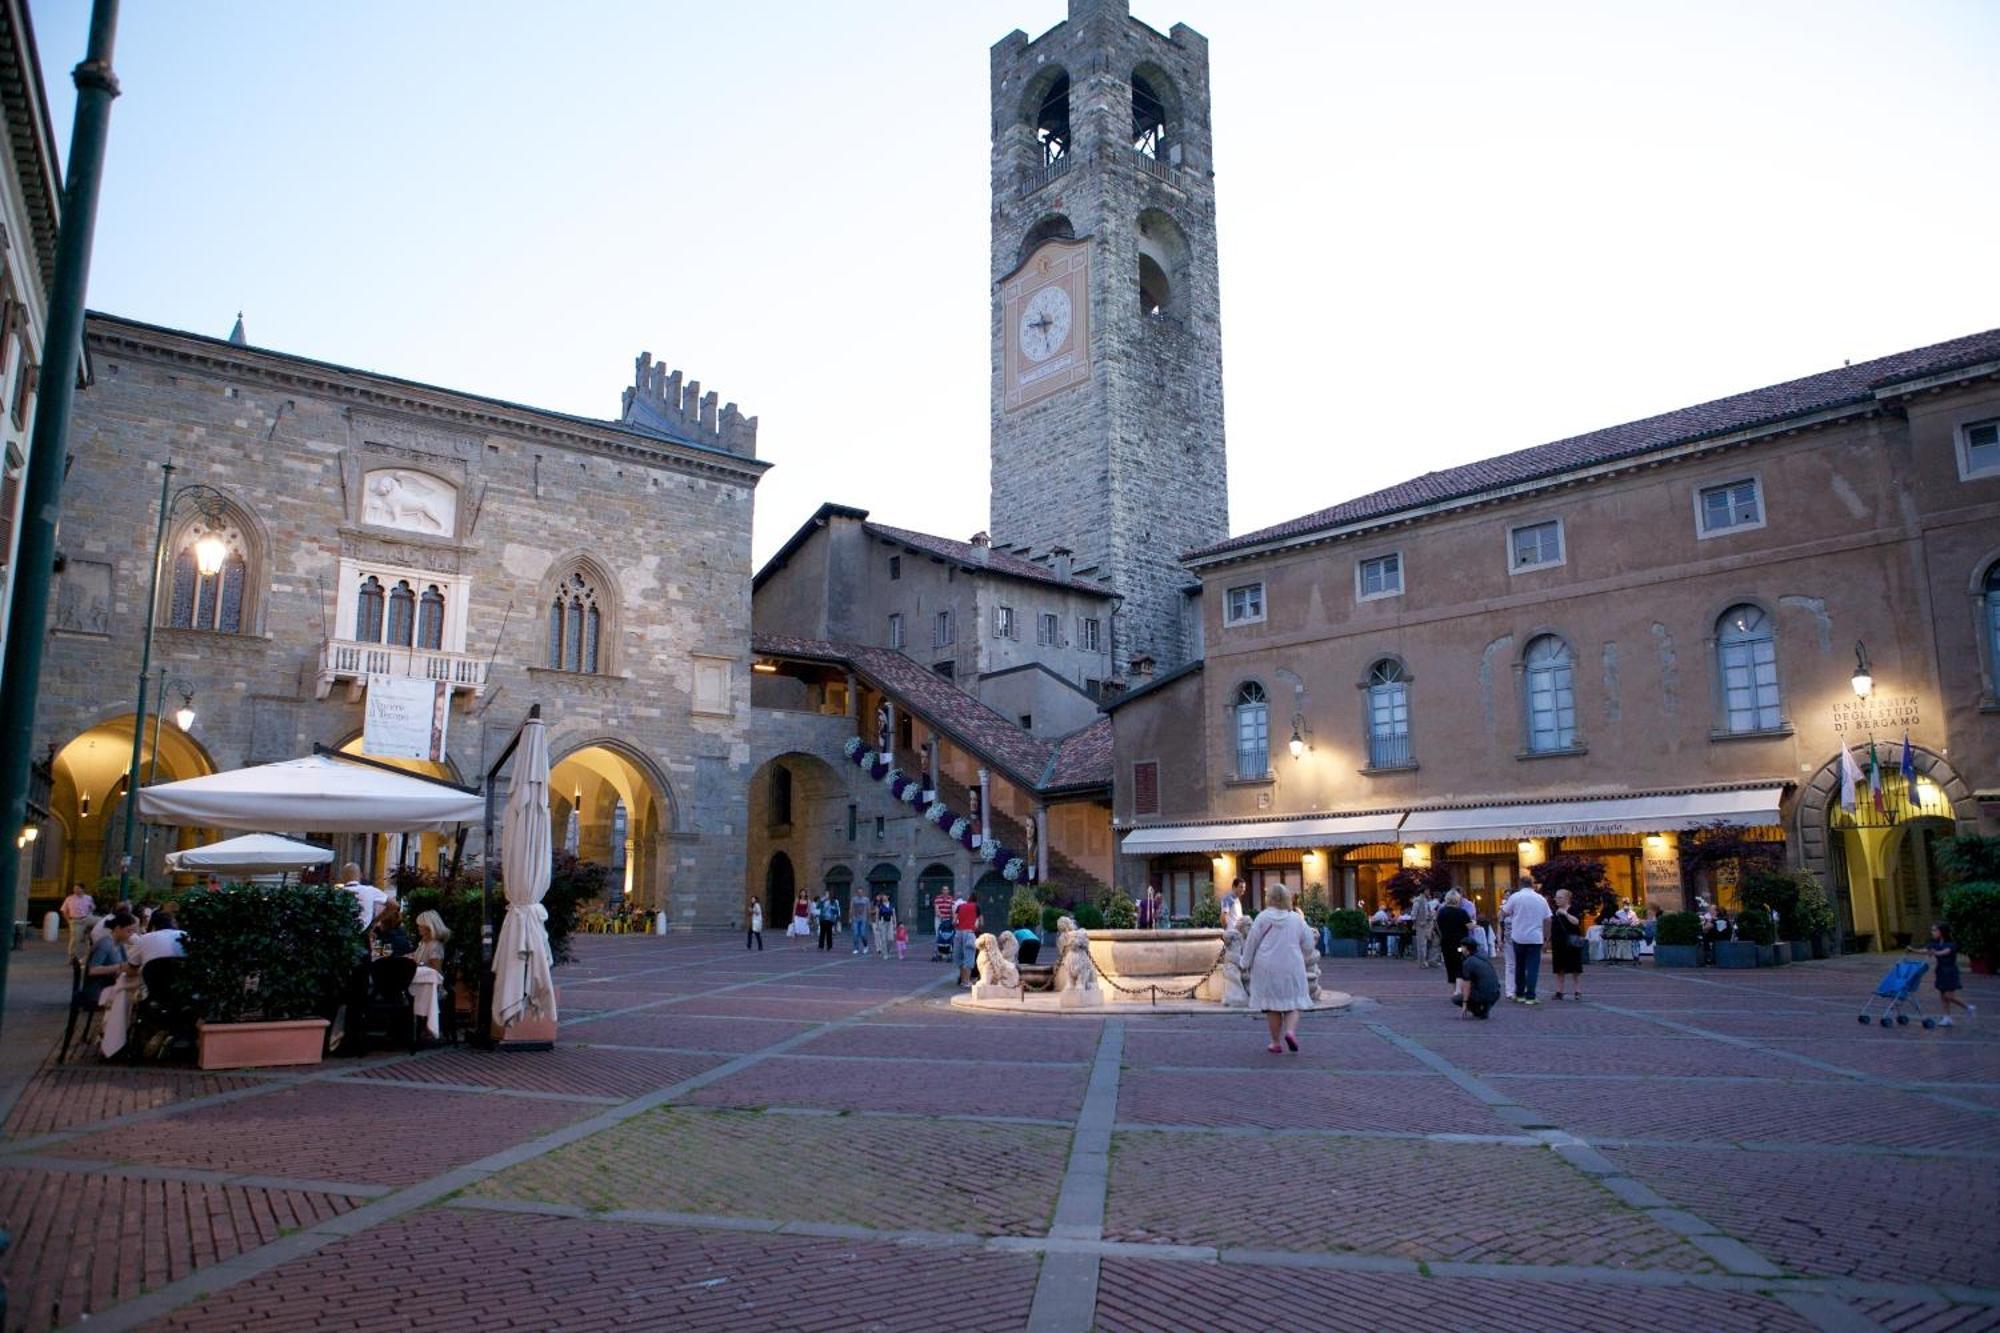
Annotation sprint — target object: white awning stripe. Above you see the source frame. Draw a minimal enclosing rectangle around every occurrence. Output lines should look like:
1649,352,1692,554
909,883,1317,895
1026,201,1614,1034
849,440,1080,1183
1397,786,1788,843
1121,812,1404,855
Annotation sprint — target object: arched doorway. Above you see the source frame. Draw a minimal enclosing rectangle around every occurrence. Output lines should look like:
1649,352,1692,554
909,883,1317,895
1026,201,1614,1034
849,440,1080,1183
973,870,1012,937
43,716,216,904
746,751,849,930
765,852,796,929
867,862,902,921
821,865,854,927
1797,742,1978,951
917,863,955,927
549,740,675,916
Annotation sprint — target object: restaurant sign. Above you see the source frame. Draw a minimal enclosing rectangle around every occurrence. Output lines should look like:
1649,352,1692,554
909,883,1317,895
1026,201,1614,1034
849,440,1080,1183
364,676,450,763
1829,695,1919,736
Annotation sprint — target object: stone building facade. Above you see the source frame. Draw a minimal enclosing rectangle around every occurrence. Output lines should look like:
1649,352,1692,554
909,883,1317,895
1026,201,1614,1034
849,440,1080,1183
1109,328,2000,948
22,313,766,926
988,0,1228,675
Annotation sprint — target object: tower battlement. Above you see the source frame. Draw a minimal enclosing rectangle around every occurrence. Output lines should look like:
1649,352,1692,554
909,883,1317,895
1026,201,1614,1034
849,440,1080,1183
620,351,758,457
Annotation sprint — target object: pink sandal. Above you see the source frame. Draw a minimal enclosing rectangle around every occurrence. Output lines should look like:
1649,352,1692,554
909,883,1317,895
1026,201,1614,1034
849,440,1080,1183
1266,1042,1283,1054
1284,1034,1299,1053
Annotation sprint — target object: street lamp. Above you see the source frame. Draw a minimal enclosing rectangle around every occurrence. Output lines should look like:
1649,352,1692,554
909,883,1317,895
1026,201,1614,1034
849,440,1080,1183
118,460,232,895
137,672,196,882
1288,713,1310,760
1850,641,1874,700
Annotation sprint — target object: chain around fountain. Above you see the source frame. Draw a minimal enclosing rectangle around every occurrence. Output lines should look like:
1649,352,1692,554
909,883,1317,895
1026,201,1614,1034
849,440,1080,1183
1091,940,1231,1002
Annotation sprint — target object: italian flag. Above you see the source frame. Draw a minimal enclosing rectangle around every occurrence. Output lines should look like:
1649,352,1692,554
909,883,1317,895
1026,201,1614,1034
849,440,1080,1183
1868,743,1885,814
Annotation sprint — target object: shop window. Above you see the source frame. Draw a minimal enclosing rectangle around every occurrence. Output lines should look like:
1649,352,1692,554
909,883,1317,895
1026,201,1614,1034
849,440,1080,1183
1522,635,1577,752
1716,604,1782,732
1233,681,1269,779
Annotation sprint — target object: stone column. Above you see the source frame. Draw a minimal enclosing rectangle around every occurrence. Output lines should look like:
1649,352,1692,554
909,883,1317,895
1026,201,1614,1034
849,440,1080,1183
1033,805,1049,883
977,768,991,844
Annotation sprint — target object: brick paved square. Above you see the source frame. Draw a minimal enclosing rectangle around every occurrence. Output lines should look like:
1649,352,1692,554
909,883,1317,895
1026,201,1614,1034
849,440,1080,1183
1104,1132,1715,1270
1502,1077,2000,1151
477,1105,1070,1234
59,1080,596,1186
797,1019,1099,1063
1095,1257,1813,1332
569,1012,819,1052
0,1167,365,1333
345,1045,724,1099
2,1067,267,1138
1604,1143,2000,1287
154,1206,1039,1332
1116,1068,1510,1134
687,1055,1086,1119
673,995,883,1021
1121,1024,1426,1072
1415,1032,1807,1080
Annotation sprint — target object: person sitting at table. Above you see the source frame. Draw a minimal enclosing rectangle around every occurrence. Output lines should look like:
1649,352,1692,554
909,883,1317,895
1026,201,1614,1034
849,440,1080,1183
337,862,386,932
409,910,451,969
125,910,185,968
88,901,133,947
83,912,138,1008
1369,904,1392,926
371,902,412,957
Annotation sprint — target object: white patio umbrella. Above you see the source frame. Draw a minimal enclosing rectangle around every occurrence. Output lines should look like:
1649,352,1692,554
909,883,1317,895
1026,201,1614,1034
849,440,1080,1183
138,754,484,832
164,833,334,874
493,715,555,1028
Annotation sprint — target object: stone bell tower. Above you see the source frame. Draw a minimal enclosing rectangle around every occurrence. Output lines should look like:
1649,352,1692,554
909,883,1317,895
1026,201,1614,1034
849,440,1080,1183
988,0,1229,674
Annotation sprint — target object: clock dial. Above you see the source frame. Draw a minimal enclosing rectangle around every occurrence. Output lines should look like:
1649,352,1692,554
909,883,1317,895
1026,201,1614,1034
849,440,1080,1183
1018,284,1073,364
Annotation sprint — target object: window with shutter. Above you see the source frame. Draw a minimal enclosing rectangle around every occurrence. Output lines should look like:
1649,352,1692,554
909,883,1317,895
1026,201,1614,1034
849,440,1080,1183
1132,760,1160,816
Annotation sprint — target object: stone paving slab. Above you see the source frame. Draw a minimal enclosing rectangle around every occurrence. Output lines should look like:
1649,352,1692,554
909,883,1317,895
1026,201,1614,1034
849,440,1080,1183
1604,1143,2000,1288
1414,1032,1825,1080
1103,1132,1716,1271
1759,1036,2000,1084
343,1045,725,1099
149,1206,1041,1332
568,1012,820,1051
1093,1256,1815,1332
1502,1078,2000,1152
671,995,886,1021
0,1166,366,1333
1115,1068,1510,1134
2,1067,270,1139
794,1019,1100,1063
1120,1025,1426,1073
60,1080,597,1187
475,1105,1071,1236
687,1055,1089,1120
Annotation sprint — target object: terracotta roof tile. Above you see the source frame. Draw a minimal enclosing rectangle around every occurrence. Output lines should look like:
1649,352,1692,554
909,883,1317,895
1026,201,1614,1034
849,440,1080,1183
1044,718,1113,791
864,522,1114,596
1191,326,2000,560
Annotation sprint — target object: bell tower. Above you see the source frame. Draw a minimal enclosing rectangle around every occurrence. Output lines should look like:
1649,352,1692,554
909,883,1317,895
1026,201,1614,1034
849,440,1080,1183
989,0,1228,673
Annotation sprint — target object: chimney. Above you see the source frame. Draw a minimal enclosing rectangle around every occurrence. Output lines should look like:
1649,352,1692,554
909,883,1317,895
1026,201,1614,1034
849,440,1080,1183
1051,546,1073,581
1128,653,1155,680
969,531,991,565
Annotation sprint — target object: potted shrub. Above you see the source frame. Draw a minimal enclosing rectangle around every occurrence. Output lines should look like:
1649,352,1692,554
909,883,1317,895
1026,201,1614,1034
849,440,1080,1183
1189,893,1222,929
1654,911,1702,967
1790,873,1837,961
1942,883,2000,976
1300,883,1332,953
1074,902,1106,930
1325,907,1368,959
180,882,361,1069
1103,891,1138,929
1007,886,1043,932
1734,907,1780,966
1713,913,1764,969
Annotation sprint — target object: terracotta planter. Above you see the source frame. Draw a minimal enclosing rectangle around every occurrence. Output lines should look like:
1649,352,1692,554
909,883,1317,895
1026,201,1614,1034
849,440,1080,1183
492,986,560,1047
197,1018,329,1070
1972,955,1996,977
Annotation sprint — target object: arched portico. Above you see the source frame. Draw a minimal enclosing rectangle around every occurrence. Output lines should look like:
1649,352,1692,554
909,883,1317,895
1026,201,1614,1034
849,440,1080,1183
549,738,677,914
39,716,216,903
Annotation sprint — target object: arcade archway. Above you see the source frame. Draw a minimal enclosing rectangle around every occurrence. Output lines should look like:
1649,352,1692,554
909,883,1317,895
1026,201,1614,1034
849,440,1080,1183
746,750,849,927
549,741,675,914
39,716,216,904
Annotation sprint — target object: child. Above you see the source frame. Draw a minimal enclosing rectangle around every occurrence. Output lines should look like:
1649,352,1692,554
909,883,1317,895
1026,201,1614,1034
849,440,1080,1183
1910,923,1974,1026
893,921,908,961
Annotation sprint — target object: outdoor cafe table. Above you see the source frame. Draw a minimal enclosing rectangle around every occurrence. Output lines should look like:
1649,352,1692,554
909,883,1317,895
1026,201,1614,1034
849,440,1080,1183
1368,925,1413,957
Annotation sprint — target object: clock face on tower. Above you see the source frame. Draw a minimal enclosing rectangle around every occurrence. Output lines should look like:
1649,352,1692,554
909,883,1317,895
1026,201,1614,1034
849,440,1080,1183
1002,238,1092,413
1018,285,1072,364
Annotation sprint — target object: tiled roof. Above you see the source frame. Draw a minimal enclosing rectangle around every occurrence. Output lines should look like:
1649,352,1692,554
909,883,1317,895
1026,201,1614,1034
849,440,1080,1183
864,522,1115,596
1191,326,2000,561
750,634,1112,793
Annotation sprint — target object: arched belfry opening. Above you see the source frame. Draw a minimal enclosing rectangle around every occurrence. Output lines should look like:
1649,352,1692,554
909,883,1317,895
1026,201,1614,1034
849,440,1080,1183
1026,68,1071,166
1131,67,1178,161
1019,213,1076,266
1136,209,1191,318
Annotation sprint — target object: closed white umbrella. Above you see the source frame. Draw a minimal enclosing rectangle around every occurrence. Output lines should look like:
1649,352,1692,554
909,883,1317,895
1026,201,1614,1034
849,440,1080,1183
164,833,335,873
493,716,555,1029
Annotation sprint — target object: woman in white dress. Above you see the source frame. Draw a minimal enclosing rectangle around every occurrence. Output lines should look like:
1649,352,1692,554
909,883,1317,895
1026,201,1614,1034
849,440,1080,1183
1240,883,1317,1054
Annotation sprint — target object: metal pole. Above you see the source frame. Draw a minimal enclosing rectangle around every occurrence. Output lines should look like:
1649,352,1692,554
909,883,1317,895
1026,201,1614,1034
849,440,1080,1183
0,0,123,1034
137,667,164,882
118,459,172,897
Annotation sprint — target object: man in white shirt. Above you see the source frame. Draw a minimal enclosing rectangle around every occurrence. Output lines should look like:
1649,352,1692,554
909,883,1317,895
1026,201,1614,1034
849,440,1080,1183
338,862,386,932
1500,879,1551,1005
126,910,187,968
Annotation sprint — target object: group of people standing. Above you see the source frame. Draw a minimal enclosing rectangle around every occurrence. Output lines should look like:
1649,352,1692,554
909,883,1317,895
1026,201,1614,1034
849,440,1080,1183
747,890,905,959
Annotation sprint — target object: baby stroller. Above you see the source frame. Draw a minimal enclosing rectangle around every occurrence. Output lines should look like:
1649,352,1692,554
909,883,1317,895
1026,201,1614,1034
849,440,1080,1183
1858,958,1933,1029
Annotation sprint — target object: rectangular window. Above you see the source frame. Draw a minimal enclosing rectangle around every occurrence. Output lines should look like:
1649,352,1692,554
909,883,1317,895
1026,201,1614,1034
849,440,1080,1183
1224,582,1265,625
1038,612,1060,646
933,660,955,679
1696,478,1763,536
888,613,903,649
1019,713,1033,730
1085,678,1103,701
1508,519,1564,573
9,356,36,430
1961,418,2000,480
1079,617,1102,652
1132,760,1160,816
934,610,954,647
1357,553,1402,601
889,554,902,580
847,803,858,841
874,815,885,840
995,605,1016,639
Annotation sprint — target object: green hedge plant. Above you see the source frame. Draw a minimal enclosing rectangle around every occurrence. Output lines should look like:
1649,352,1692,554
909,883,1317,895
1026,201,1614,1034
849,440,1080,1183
1734,909,1775,946
1103,891,1137,929
1328,908,1369,941
180,883,362,1024
1189,894,1222,928
1299,883,1332,929
1942,883,2000,965
1655,911,1701,947
1007,886,1043,930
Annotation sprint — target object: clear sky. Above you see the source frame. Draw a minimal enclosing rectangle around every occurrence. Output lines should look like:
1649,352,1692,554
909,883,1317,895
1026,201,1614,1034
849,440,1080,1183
27,0,2000,567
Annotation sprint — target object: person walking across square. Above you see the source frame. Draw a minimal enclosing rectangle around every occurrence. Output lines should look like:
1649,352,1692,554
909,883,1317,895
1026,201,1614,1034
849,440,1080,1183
1500,879,1550,1005
872,893,896,959
745,899,764,951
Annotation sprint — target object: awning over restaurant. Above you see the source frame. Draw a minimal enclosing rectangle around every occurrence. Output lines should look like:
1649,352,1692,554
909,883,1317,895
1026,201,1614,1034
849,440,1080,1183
1398,785,1789,844
1122,810,1405,856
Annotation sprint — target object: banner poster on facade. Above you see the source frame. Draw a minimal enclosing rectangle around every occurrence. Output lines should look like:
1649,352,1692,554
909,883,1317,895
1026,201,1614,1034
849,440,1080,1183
364,676,450,763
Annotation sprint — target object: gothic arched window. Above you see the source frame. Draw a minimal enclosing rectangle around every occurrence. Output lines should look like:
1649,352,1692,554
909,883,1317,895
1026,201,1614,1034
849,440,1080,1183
1233,681,1269,780
385,580,416,647
1717,604,1782,733
1523,635,1577,753
1366,659,1412,769
547,570,604,673
417,584,445,650
355,575,384,642
1986,565,2000,689
165,520,249,634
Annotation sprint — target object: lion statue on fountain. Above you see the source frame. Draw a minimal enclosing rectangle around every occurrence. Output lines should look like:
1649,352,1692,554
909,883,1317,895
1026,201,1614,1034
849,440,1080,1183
1053,916,1100,995
975,932,1021,990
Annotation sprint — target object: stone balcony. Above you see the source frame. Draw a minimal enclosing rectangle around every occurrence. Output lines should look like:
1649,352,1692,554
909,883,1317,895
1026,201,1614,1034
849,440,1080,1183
316,638,488,701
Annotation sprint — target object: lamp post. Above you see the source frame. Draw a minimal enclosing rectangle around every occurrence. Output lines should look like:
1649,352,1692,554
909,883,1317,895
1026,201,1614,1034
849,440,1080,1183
1850,641,1874,701
135,671,195,879
118,466,229,896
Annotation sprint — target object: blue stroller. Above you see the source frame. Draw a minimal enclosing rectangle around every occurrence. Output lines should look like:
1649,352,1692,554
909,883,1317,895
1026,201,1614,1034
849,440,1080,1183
1858,958,1933,1029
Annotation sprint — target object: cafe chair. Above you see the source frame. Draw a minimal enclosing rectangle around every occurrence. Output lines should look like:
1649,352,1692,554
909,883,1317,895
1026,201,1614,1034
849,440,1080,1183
130,957,199,1062
359,956,420,1055
56,958,102,1062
